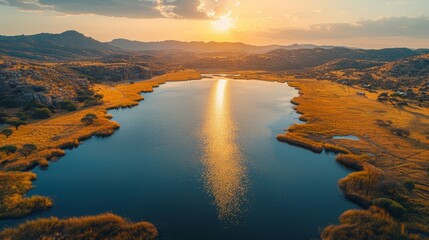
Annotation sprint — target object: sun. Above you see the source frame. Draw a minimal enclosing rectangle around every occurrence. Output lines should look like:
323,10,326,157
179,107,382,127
212,14,235,32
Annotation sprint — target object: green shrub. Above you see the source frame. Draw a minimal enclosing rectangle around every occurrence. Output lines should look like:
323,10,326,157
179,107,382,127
5,118,26,130
84,99,103,107
59,100,78,111
18,144,37,159
0,145,18,155
0,129,13,138
16,112,30,121
372,198,407,219
31,108,52,119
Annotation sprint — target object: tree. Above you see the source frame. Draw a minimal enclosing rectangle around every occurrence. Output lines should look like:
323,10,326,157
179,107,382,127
5,118,26,130
0,145,17,155
81,114,97,126
85,114,98,120
31,108,52,119
60,100,78,111
0,129,13,138
18,144,37,158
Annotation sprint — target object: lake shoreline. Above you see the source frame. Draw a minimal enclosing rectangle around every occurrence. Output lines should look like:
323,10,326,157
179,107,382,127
1,71,428,239
231,72,429,238
0,70,201,237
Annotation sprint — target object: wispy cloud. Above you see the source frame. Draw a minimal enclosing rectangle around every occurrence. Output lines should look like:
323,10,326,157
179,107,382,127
261,16,429,40
0,0,238,19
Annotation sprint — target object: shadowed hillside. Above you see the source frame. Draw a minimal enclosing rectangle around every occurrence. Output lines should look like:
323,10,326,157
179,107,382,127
0,31,122,61
185,47,420,70
108,39,338,54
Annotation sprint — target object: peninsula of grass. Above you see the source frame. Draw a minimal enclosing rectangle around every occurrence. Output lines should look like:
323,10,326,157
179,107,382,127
0,213,158,240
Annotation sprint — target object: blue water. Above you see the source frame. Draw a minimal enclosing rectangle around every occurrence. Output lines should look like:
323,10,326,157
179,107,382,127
1,77,356,240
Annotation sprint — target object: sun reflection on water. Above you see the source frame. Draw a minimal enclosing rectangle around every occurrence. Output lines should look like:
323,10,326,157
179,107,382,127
201,78,247,223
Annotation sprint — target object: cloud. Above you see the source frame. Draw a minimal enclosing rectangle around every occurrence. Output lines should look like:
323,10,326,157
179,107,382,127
262,16,429,40
0,0,235,19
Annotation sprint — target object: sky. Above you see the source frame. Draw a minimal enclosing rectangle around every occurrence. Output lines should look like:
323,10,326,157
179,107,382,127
0,0,428,48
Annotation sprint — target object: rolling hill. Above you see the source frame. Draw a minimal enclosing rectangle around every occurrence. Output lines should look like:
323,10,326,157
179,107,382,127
0,31,122,61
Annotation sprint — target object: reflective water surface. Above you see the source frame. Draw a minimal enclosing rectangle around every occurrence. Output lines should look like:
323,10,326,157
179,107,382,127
1,77,356,240
202,79,247,222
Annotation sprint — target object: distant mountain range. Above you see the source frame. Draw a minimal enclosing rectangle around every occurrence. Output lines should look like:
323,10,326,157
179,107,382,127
0,30,427,68
185,47,421,70
0,30,121,60
108,39,339,54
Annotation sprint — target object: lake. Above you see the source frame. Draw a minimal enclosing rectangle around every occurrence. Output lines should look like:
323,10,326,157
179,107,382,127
2,77,356,239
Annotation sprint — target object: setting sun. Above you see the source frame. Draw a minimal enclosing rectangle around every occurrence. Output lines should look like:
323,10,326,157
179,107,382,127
211,14,235,32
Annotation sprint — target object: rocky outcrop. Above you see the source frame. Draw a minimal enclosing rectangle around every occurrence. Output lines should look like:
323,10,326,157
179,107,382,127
0,58,91,108
69,63,165,82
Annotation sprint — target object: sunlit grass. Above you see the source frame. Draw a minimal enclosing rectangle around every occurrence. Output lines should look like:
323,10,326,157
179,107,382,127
0,213,158,240
0,70,201,222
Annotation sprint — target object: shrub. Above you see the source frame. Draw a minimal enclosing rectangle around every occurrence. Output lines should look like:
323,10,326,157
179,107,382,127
81,114,98,126
31,108,52,119
5,118,26,130
85,114,98,120
372,198,407,219
81,117,94,126
0,145,18,155
16,112,30,121
0,129,13,138
59,100,78,111
84,99,103,107
18,144,37,159
391,128,410,138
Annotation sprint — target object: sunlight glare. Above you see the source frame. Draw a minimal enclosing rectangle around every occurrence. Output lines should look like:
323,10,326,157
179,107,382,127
201,78,247,222
212,14,235,32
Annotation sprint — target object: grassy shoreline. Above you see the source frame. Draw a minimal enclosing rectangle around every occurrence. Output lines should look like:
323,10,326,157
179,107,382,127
0,70,201,238
1,71,428,239
239,73,429,239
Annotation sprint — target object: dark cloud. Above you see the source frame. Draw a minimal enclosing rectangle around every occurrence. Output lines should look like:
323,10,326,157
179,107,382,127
0,0,229,19
263,16,429,40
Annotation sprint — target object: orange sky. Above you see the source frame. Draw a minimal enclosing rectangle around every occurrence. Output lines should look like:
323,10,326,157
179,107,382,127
0,0,428,48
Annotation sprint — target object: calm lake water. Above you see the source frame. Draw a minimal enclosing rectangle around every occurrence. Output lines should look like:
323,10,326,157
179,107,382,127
2,77,356,239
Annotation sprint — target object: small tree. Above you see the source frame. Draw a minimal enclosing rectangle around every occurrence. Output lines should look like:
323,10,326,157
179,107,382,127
85,114,98,120
0,145,18,155
0,129,13,138
81,114,97,126
18,144,37,159
5,118,27,130
81,117,94,126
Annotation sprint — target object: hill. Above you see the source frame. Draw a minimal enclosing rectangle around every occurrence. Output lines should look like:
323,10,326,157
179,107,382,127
185,47,420,70
108,39,336,54
0,31,122,61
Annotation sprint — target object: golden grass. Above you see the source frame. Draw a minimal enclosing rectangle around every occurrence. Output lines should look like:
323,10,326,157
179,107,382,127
277,132,323,153
335,154,367,171
0,172,52,219
0,70,200,221
236,72,429,238
322,207,409,240
0,213,158,240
